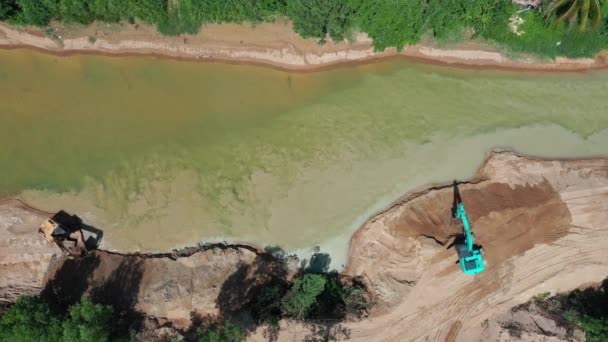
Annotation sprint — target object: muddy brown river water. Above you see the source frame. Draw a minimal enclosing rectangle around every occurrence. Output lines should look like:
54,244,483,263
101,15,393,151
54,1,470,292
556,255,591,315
1,49,607,267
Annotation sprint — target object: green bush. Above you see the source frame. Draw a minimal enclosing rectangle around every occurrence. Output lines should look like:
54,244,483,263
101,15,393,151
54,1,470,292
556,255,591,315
279,273,368,319
62,297,113,342
0,0,19,20
477,5,608,58
533,291,551,307
285,0,355,43
581,316,608,342
0,296,62,342
281,274,326,319
89,0,128,22
352,0,426,51
2,0,608,65
0,296,119,342
340,284,368,315
11,0,56,26
194,320,245,342
536,280,608,342
126,0,166,25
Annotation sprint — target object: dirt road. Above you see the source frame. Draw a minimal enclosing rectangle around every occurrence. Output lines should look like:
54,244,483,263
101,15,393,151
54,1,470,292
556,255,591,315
0,20,605,72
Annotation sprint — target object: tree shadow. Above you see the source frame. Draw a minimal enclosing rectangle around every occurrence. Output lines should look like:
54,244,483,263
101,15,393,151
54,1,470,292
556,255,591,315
89,256,146,334
306,253,332,274
302,321,352,342
558,278,608,319
264,246,286,258
211,247,367,341
41,252,145,337
182,311,223,340
40,253,101,310
215,252,289,335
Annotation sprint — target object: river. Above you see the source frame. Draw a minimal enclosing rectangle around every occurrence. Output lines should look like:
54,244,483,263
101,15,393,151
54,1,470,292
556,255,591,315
1,49,607,267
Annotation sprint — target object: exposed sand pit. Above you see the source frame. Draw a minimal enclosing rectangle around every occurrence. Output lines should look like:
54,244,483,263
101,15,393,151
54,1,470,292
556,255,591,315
331,151,608,342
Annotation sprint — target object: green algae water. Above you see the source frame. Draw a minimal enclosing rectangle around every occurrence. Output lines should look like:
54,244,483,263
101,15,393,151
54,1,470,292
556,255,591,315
1,49,607,262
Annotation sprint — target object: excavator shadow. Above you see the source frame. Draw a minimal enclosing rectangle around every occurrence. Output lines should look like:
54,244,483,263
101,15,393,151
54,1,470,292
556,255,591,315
446,235,484,263
81,223,103,251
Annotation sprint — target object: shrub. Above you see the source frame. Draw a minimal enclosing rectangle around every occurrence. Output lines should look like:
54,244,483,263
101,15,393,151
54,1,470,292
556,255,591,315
285,0,355,43
11,0,56,26
340,284,368,315
534,291,551,307
0,296,62,342
0,0,19,20
194,320,245,342
352,0,426,51
61,297,114,342
281,274,326,319
581,316,608,342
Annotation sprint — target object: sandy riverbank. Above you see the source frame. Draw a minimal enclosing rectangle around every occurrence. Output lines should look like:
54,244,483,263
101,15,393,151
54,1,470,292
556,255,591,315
1,19,607,72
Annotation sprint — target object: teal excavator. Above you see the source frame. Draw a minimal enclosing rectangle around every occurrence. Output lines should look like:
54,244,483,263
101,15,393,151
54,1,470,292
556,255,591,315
452,182,485,275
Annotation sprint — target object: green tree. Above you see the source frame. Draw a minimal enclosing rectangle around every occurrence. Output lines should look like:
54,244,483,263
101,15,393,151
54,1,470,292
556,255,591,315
581,316,608,342
194,320,245,342
0,0,18,20
0,296,62,342
11,0,57,26
89,0,128,22
125,0,167,25
62,297,113,342
282,274,326,319
352,0,426,51
546,0,602,32
285,0,355,43
57,0,95,23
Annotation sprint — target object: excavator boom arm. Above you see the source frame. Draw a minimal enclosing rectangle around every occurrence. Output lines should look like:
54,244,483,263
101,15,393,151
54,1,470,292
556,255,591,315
455,202,474,252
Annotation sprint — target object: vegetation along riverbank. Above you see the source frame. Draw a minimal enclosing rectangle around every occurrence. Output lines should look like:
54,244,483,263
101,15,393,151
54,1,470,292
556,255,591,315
2,0,608,71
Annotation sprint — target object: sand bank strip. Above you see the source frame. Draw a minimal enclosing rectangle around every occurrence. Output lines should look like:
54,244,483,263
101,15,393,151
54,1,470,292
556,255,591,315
0,21,606,72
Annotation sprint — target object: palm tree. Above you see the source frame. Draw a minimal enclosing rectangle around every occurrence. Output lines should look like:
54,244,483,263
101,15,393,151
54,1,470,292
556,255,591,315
545,0,602,32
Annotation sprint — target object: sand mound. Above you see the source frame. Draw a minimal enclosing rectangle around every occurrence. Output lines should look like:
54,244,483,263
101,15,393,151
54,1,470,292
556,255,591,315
335,151,608,341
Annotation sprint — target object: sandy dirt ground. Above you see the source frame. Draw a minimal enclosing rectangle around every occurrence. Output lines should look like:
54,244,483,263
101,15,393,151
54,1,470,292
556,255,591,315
0,199,59,304
1,151,607,341
1,20,607,71
316,151,608,342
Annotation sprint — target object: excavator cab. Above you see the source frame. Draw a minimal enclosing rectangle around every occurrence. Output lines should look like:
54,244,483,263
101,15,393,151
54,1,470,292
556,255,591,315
456,246,484,274
452,182,485,275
